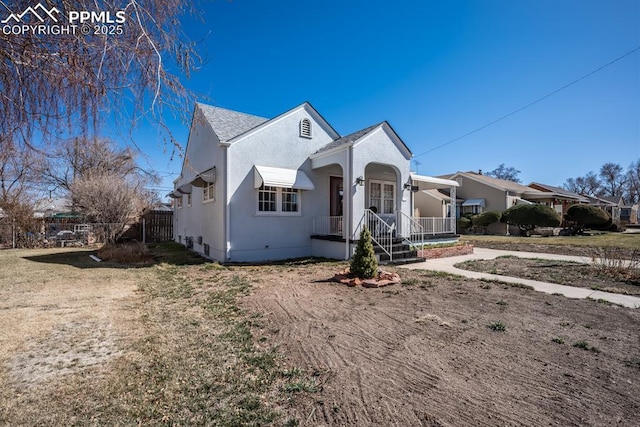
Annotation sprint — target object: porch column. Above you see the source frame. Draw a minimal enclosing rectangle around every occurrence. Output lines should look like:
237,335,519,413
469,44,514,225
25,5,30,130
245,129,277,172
450,185,457,233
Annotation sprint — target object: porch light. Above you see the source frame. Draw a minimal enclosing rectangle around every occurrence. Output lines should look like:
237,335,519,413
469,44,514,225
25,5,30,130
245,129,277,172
356,176,365,186
403,183,419,192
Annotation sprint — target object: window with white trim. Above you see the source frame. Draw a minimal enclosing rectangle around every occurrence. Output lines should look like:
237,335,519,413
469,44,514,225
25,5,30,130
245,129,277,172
186,193,192,206
176,196,183,209
203,182,215,202
281,188,299,212
257,185,300,214
300,118,312,138
369,181,395,214
258,185,277,212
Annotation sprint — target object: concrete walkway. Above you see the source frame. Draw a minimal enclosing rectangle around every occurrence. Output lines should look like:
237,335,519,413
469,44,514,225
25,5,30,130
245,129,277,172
400,248,640,309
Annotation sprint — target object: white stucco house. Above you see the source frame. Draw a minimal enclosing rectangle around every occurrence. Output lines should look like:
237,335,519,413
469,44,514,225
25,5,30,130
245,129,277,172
170,102,458,263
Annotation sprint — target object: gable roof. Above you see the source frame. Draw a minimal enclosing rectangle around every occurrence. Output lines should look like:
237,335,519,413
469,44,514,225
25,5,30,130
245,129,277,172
450,171,543,195
209,101,341,146
528,182,590,202
601,195,624,205
312,121,413,160
313,123,382,155
197,102,269,142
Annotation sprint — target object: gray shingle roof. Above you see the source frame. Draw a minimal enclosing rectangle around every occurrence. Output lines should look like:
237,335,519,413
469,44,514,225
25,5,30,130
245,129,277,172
460,172,543,194
313,123,382,155
529,182,590,201
197,102,268,142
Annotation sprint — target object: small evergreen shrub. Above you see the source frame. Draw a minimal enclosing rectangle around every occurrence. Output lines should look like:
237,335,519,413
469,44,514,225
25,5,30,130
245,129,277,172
350,226,378,279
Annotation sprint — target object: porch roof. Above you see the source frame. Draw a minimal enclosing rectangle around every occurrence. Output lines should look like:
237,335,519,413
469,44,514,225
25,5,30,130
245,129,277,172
254,165,315,190
411,173,459,189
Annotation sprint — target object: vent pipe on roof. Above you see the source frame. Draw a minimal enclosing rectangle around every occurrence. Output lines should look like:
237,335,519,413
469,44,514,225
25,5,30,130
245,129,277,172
478,169,482,175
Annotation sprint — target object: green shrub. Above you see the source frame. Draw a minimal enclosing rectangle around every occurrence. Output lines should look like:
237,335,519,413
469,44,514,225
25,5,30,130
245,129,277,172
457,217,472,232
565,204,610,228
472,210,502,228
350,226,378,279
500,204,561,236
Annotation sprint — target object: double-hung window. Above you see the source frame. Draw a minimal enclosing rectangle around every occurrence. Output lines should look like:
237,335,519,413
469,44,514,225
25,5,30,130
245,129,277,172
258,185,277,212
258,185,300,214
203,182,215,202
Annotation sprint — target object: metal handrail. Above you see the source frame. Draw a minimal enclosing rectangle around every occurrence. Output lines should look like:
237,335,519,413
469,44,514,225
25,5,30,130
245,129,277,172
399,211,424,245
354,209,394,261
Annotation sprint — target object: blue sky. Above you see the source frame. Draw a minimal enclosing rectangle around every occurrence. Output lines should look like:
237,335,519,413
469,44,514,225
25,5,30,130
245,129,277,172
130,0,640,196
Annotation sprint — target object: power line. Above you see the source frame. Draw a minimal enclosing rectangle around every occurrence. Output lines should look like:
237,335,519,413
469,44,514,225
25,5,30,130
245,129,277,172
414,45,640,158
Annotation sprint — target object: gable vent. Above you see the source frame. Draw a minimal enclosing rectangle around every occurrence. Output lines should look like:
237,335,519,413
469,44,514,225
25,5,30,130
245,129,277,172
300,118,312,138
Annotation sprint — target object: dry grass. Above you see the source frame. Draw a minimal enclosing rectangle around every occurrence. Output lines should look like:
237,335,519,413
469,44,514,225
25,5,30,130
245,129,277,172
97,241,155,264
462,232,640,251
0,243,306,425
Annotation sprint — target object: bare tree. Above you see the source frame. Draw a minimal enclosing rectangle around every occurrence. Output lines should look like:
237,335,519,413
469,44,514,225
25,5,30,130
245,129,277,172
0,1,202,151
71,172,152,242
599,162,626,198
42,136,152,191
624,160,640,204
0,142,45,226
486,164,522,183
563,171,602,196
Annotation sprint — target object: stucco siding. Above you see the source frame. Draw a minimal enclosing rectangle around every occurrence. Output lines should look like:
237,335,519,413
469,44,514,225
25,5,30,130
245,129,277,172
225,107,336,261
173,106,227,260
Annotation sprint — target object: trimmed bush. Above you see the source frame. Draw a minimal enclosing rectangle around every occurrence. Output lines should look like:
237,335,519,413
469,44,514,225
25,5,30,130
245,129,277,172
457,217,472,232
565,204,610,227
472,211,502,228
350,226,378,279
500,204,561,237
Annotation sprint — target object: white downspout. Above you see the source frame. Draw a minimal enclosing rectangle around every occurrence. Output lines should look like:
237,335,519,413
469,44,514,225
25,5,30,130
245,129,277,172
223,144,231,261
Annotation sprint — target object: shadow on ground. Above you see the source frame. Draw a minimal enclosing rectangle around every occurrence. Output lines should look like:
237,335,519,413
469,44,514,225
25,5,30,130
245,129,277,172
22,242,209,269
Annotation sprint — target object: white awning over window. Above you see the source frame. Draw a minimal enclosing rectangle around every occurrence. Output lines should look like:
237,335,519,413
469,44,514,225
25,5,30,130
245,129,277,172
191,167,216,187
177,183,192,194
254,165,315,190
462,198,486,207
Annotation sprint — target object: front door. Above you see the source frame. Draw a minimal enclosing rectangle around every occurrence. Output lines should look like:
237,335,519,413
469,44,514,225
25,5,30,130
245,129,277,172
329,176,343,216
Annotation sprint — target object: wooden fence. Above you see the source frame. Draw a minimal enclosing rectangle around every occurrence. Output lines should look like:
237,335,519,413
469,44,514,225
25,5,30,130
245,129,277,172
137,210,174,243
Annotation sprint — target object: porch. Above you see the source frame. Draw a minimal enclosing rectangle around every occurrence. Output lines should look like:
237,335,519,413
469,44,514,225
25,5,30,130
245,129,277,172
311,215,456,240
311,209,458,264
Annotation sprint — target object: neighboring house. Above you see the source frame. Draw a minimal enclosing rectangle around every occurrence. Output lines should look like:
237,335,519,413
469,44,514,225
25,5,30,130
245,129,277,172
527,182,589,220
33,197,72,218
583,195,623,223
445,172,585,234
625,203,639,224
170,102,458,263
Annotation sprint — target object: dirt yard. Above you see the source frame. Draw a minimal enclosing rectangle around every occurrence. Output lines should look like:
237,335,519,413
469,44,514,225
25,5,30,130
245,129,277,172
1,245,639,426
245,264,640,426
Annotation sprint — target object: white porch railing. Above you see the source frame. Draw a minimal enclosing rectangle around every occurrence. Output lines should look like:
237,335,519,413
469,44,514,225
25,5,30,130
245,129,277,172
312,216,343,236
313,216,456,237
414,217,456,235
354,209,394,261
399,211,424,244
